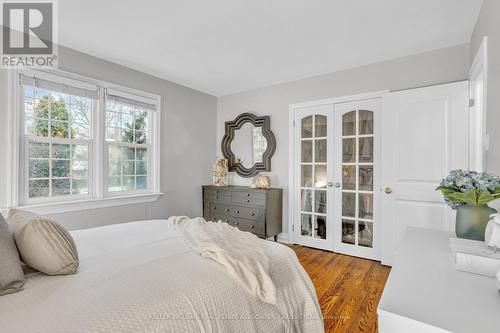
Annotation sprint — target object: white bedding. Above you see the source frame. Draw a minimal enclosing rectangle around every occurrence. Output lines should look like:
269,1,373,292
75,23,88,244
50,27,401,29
171,216,277,304
0,219,324,333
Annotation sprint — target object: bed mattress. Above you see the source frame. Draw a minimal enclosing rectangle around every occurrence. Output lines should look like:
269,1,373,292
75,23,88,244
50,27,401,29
0,219,324,333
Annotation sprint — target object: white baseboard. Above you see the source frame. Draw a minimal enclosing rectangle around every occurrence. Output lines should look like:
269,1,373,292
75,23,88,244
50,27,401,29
277,233,289,243
266,233,289,243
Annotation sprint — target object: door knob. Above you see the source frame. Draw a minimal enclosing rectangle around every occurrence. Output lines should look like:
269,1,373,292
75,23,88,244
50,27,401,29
335,182,341,188
384,187,392,194
327,182,333,187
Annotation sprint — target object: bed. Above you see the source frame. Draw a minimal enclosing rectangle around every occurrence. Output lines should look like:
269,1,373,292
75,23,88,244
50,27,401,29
0,219,324,333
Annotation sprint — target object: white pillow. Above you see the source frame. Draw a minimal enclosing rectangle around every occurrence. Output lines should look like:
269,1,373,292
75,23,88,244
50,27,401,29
7,209,79,276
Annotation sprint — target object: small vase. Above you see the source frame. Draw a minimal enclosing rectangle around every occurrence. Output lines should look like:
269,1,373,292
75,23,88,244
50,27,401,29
455,204,497,241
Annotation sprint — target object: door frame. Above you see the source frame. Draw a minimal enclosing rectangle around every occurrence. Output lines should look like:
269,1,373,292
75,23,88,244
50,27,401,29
469,36,488,172
288,90,388,246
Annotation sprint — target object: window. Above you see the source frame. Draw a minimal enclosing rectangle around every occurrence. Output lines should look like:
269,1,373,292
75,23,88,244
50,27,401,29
21,75,96,201
14,70,161,209
105,90,153,194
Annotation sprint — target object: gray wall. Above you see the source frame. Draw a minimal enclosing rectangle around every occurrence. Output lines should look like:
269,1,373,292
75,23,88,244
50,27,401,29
0,46,217,230
217,44,470,238
470,0,500,176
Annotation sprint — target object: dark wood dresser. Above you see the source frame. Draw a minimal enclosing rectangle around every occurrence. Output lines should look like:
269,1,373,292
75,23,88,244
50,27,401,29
202,185,282,241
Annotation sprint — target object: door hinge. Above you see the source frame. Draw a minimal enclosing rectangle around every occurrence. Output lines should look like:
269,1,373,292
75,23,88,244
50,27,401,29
292,224,295,232
469,98,475,108
293,120,296,127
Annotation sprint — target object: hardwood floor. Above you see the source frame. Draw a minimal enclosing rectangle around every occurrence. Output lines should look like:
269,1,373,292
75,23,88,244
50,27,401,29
289,245,391,333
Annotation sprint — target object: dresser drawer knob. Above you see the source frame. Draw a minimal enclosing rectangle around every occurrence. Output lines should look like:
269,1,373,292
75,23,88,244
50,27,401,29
212,207,217,210
215,196,219,199
234,222,238,226
246,199,250,203
216,190,219,194
226,208,230,212
250,212,255,216
225,219,229,223
247,193,250,197
235,210,240,214
250,225,255,229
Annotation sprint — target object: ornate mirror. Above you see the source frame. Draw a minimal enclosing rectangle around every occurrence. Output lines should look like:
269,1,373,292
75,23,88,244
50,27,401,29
221,113,276,177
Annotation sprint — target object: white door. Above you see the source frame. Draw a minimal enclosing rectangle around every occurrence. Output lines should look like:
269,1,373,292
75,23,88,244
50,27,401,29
333,99,381,260
381,81,469,265
293,105,334,250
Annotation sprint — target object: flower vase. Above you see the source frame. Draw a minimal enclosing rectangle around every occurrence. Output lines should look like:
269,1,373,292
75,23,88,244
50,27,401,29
455,204,497,241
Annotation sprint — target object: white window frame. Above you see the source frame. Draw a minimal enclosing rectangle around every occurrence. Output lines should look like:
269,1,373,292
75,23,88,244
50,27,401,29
102,88,159,197
7,68,162,215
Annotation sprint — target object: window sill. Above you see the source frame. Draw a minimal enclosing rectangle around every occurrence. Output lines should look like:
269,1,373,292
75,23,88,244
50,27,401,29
9,193,163,216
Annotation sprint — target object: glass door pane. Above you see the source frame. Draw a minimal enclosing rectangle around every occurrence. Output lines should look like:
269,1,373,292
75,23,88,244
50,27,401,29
300,114,328,241
340,110,375,248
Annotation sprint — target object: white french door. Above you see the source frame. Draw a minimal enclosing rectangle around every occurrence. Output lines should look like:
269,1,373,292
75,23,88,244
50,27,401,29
292,98,380,259
293,105,335,251
292,83,469,262
333,99,380,260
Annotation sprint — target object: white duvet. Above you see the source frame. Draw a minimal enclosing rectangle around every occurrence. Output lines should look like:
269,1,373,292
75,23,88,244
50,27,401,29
0,219,324,333
171,216,277,304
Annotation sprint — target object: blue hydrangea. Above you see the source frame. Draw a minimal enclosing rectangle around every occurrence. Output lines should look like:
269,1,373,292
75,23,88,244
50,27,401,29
438,169,500,208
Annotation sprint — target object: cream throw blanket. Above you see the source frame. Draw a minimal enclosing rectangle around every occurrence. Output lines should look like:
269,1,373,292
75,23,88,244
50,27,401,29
168,216,277,304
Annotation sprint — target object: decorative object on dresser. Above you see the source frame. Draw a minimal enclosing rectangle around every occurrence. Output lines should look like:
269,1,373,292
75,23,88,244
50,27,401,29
436,170,500,240
485,213,500,250
202,185,282,241
448,213,500,278
449,237,500,277
221,113,276,178
213,157,229,186
252,175,270,189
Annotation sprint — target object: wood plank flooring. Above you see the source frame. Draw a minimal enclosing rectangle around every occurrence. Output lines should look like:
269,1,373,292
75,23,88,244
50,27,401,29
289,245,391,333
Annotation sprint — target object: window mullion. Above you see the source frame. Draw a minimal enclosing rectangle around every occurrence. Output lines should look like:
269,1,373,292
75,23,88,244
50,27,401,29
93,93,103,199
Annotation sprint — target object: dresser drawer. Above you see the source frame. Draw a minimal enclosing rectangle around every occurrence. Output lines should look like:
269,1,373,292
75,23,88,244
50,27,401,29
234,218,265,236
227,205,264,221
205,188,230,196
206,193,231,203
211,215,265,236
211,214,232,223
208,203,232,215
231,196,266,206
232,190,266,199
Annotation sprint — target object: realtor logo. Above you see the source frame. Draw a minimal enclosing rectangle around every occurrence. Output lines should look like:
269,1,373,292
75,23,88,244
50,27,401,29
1,0,58,67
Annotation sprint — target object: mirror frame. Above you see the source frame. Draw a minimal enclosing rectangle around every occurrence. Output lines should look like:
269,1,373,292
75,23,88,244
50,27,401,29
221,113,276,178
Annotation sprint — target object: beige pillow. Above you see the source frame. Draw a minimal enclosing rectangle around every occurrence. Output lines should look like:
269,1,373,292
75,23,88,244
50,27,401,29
7,209,79,275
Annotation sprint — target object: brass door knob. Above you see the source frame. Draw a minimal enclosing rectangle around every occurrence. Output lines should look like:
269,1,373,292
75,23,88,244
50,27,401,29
384,187,392,194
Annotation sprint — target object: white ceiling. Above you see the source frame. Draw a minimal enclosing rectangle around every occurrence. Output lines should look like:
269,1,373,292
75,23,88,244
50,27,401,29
59,0,483,96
